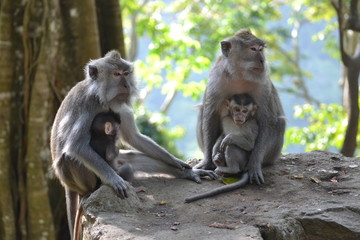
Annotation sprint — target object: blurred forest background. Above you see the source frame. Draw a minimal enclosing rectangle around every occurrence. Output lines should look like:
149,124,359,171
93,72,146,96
0,0,359,239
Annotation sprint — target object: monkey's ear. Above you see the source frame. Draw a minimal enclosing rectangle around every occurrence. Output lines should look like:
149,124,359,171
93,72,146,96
225,99,231,109
104,122,113,135
221,41,231,57
88,65,98,80
252,105,258,116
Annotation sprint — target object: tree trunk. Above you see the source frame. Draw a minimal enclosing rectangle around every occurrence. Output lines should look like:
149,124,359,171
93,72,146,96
341,62,360,156
0,0,17,239
96,0,127,58
332,0,360,157
0,0,126,239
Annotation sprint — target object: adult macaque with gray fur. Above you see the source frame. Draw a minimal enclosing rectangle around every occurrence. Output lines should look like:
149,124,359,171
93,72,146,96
195,29,286,185
213,93,258,175
51,51,217,239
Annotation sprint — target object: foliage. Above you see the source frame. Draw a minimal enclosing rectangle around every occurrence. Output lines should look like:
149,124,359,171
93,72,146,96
121,0,353,157
285,103,360,155
134,105,185,158
121,0,289,155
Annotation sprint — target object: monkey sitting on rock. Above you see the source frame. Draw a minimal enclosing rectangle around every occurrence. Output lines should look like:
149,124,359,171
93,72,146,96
212,93,258,175
50,50,217,239
186,29,286,203
195,29,286,186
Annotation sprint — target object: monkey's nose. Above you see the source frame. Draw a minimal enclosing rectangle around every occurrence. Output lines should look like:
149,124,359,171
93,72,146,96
120,78,129,88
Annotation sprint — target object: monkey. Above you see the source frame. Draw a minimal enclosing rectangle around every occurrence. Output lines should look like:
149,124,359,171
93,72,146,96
185,94,258,203
90,111,134,182
50,50,217,239
212,93,258,175
195,29,286,186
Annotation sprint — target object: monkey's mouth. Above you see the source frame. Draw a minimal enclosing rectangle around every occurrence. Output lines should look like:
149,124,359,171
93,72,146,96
251,67,264,74
235,119,246,125
117,93,129,100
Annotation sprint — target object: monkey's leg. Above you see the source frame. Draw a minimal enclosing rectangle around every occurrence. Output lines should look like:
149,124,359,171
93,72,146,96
55,156,99,238
117,164,134,182
117,150,217,183
212,136,225,166
215,145,248,175
263,117,286,166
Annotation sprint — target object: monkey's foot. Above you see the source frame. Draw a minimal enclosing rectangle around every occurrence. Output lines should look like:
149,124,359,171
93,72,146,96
213,153,226,167
248,166,264,185
134,186,147,193
193,159,216,170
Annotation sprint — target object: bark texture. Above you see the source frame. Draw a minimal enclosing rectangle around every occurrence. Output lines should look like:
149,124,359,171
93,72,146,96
0,0,126,239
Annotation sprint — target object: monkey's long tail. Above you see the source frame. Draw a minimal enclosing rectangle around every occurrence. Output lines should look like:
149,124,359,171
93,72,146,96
184,172,249,203
73,203,83,240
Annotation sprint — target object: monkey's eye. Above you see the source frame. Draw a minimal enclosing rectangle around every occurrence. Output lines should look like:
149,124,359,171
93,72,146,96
114,71,121,76
242,109,248,113
123,70,130,76
250,46,257,51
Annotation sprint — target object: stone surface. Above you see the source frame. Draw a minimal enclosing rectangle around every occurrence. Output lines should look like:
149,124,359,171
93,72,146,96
81,151,360,240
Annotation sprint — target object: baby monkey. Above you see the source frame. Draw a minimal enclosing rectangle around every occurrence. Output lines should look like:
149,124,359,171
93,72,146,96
185,94,258,203
90,111,134,182
213,93,258,175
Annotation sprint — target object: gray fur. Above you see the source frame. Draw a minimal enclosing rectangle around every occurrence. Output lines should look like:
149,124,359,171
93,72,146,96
51,51,217,238
195,29,286,185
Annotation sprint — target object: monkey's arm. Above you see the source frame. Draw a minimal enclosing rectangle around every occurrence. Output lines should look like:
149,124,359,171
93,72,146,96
66,112,128,198
212,135,224,158
118,104,190,170
72,141,128,198
195,92,222,170
247,88,284,185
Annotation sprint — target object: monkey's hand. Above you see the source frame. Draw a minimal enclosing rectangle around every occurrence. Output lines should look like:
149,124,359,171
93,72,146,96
108,176,128,199
219,135,233,152
247,163,264,185
193,159,216,170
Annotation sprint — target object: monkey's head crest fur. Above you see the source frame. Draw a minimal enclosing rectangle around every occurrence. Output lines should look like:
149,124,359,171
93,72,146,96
234,28,266,46
105,50,122,59
234,29,254,39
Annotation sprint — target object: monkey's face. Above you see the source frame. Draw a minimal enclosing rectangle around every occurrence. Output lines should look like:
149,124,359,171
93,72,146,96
104,121,120,137
108,68,133,101
87,50,138,105
246,44,265,74
221,29,267,77
231,104,253,126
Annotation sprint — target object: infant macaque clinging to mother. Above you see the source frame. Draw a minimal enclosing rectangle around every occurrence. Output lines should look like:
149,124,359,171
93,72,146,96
213,93,258,176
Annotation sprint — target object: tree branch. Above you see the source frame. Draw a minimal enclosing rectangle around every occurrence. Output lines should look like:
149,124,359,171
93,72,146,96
347,0,360,31
332,0,351,66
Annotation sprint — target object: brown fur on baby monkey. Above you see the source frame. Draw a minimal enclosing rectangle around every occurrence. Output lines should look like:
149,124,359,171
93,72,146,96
90,111,134,182
213,93,258,175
